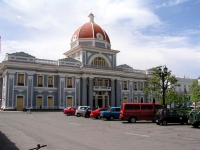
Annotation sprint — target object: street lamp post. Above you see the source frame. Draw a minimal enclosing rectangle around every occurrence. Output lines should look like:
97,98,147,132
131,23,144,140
158,66,168,108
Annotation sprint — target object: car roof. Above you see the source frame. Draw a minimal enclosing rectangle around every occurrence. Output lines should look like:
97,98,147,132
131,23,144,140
123,103,161,105
110,107,120,108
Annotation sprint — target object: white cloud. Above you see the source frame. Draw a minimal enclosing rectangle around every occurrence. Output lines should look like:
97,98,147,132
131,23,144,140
156,0,189,8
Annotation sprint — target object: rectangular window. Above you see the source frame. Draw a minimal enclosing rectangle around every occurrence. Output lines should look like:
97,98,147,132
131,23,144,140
141,105,153,110
105,80,109,87
124,81,127,90
98,80,102,86
17,74,24,86
38,76,43,87
125,105,140,110
134,82,137,90
48,76,53,87
67,77,72,88
134,97,138,103
93,79,95,86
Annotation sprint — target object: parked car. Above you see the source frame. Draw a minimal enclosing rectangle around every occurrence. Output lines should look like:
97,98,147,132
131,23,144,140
100,107,120,120
83,107,98,118
188,110,200,128
155,109,188,125
120,103,164,123
75,106,89,117
63,107,77,116
90,108,109,119
62,107,69,112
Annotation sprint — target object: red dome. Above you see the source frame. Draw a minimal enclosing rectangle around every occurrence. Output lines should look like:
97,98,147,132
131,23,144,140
71,14,110,44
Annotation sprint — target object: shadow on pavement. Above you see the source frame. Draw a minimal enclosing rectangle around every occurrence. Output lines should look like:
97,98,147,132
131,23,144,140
0,131,19,150
122,121,154,124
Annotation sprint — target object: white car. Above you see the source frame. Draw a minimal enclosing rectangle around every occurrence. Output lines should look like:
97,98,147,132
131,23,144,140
1,106,5,110
75,106,89,117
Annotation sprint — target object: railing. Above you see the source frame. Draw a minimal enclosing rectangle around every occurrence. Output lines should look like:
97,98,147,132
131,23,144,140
93,86,111,91
175,75,192,79
82,64,123,71
123,69,146,74
35,59,58,65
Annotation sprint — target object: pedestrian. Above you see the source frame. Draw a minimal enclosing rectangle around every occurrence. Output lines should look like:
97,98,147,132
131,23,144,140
40,105,42,110
27,106,31,114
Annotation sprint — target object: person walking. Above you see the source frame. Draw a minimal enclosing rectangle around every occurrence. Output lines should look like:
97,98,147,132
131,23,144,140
27,106,31,114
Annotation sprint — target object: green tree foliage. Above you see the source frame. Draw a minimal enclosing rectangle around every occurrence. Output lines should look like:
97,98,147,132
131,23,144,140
166,89,177,105
143,66,180,105
189,77,200,103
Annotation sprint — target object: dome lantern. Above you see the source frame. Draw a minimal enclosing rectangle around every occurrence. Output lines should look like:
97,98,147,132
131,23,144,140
88,13,94,22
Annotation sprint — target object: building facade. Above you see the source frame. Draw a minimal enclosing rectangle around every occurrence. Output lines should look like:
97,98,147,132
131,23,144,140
0,13,194,110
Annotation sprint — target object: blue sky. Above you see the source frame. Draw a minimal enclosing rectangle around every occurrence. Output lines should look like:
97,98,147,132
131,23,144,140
0,0,200,79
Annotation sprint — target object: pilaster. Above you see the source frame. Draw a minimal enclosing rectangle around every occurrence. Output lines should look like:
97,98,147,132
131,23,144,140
27,75,34,107
8,74,14,108
110,79,115,107
81,77,87,105
116,79,121,107
59,77,65,107
75,77,80,106
89,78,93,107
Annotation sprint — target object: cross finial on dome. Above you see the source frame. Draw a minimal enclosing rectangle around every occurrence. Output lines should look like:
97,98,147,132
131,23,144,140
88,13,94,22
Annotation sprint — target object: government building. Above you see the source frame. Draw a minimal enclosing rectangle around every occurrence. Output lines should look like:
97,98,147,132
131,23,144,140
0,13,194,110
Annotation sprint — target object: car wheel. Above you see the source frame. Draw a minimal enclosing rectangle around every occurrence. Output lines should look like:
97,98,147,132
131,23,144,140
77,113,81,117
96,115,101,119
128,117,136,123
162,120,168,125
156,123,160,125
106,117,110,120
110,116,114,121
192,123,199,128
180,122,184,125
67,113,70,116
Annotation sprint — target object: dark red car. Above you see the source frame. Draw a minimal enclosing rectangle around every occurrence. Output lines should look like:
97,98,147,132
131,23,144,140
63,107,77,116
90,108,109,119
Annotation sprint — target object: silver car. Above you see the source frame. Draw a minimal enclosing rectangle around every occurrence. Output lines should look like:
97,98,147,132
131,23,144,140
75,106,89,117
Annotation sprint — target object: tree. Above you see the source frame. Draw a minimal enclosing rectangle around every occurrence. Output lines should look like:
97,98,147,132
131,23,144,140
165,89,188,108
143,66,180,107
189,77,200,105
165,89,177,107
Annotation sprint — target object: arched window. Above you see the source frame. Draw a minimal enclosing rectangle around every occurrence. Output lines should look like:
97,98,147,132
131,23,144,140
91,57,108,67
141,97,143,103
134,97,138,103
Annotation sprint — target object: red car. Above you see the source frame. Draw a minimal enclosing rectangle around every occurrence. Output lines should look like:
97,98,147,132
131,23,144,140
63,107,77,116
90,108,109,119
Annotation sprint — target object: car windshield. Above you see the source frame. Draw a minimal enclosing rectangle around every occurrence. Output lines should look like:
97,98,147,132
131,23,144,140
156,109,163,115
108,108,112,111
176,111,183,116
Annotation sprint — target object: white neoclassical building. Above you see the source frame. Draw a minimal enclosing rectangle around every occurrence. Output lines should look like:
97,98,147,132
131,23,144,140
0,13,195,110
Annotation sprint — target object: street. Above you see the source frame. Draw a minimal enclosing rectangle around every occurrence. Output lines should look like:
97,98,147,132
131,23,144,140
0,111,199,150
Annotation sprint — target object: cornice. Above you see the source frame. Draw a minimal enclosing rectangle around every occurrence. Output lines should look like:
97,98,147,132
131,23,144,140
63,45,120,56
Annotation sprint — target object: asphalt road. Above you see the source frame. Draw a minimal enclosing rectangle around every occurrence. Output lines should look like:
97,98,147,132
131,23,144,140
0,111,199,150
